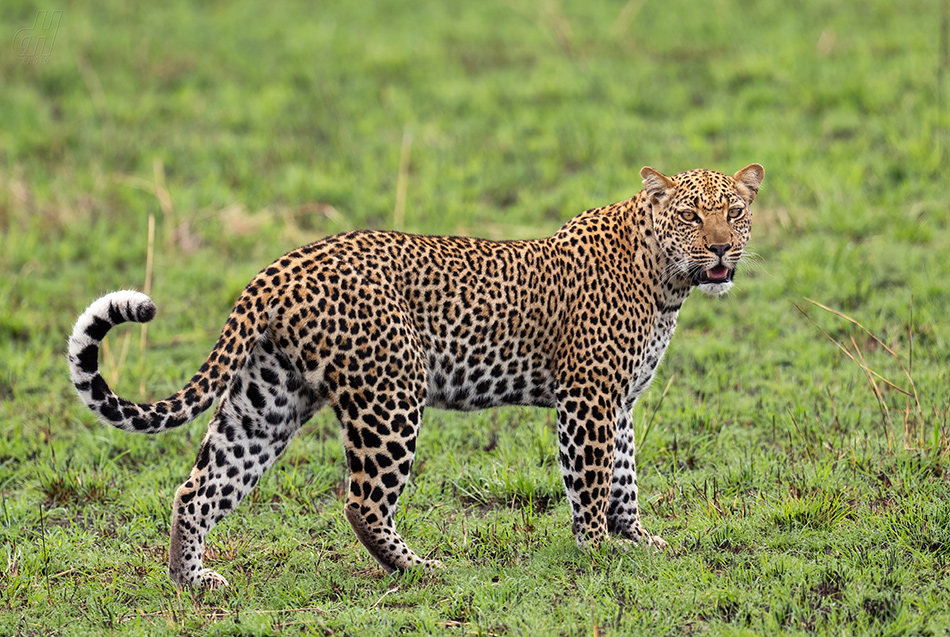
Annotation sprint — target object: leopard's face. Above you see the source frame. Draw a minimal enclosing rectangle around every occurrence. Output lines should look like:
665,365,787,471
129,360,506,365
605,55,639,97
641,164,764,297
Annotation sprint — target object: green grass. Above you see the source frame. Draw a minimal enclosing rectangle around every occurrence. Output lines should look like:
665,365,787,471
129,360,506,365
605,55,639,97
2,0,950,634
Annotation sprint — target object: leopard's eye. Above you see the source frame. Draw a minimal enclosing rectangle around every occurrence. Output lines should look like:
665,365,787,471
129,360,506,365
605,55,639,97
678,210,699,223
727,207,745,220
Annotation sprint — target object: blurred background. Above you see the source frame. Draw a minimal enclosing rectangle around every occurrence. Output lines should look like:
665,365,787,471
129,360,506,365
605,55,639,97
2,0,946,417
2,2,945,277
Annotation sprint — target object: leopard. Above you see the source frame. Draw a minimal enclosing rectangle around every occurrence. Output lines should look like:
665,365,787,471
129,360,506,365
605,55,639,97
68,163,764,588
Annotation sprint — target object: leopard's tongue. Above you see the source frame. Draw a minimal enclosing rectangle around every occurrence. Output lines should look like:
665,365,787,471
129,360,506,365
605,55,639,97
707,265,729,280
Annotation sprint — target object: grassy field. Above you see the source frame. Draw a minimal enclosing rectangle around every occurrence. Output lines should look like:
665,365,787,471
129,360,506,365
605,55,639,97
2,0,949,634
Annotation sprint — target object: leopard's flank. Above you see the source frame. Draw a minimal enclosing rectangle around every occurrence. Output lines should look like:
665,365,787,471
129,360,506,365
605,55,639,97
69,164,764,588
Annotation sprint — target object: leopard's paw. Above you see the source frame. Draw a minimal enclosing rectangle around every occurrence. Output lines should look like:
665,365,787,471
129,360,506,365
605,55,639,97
170,568,229,589
645,533,668,552
606,526,668,553
197,568,230,589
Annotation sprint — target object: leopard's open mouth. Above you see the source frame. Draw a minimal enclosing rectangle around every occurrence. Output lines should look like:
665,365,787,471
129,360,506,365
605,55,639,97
692,265,734,286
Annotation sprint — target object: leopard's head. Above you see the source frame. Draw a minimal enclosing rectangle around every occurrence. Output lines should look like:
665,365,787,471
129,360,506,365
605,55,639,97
641,164,764,297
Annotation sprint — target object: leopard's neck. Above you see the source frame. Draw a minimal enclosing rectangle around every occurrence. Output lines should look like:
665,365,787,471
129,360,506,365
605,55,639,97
627,191,693,313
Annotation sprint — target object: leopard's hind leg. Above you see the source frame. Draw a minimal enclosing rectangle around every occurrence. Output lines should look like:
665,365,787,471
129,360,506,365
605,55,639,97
336,387,432,573
288,263,435,573
168,335,317,588
326,325,434,572
339,388,438,572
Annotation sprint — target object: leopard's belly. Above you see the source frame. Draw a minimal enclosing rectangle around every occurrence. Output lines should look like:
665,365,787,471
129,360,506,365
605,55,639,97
423,350,557,411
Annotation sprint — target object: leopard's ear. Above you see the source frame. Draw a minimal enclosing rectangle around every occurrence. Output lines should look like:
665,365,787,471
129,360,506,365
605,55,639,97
733,163,764,205
640,166,675,197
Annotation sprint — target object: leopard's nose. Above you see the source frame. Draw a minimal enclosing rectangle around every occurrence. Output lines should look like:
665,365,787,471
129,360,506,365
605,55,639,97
707,243,732,257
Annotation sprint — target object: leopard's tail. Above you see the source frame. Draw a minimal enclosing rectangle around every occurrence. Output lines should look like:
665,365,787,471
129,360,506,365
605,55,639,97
68,289,268,434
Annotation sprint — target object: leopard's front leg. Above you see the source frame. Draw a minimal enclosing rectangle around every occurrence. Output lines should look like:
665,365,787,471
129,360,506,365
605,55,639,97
606,410,666,549
555,388,616,546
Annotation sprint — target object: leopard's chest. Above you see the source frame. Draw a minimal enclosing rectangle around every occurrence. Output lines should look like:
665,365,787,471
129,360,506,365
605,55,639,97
625,309,679,407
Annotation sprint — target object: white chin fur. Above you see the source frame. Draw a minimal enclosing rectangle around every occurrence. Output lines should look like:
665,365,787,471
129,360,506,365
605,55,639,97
698,281,733,297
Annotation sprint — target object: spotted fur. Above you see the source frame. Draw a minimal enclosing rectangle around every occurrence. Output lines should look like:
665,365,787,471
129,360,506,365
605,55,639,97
68,164,763,587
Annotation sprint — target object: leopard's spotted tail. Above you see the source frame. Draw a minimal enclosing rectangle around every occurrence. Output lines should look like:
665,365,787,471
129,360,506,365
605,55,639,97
68,289,266,434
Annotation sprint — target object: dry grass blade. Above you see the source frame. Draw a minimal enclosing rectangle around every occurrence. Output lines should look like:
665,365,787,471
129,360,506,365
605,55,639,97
393,127,412,231
612,0,646,38
786,405,819,462
139,212,155,398
101,328,133,390
369,586,400,610
850,334,893,453
798,298,930,453
804,298,921,410
638,374,674,449
793,303,912,397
